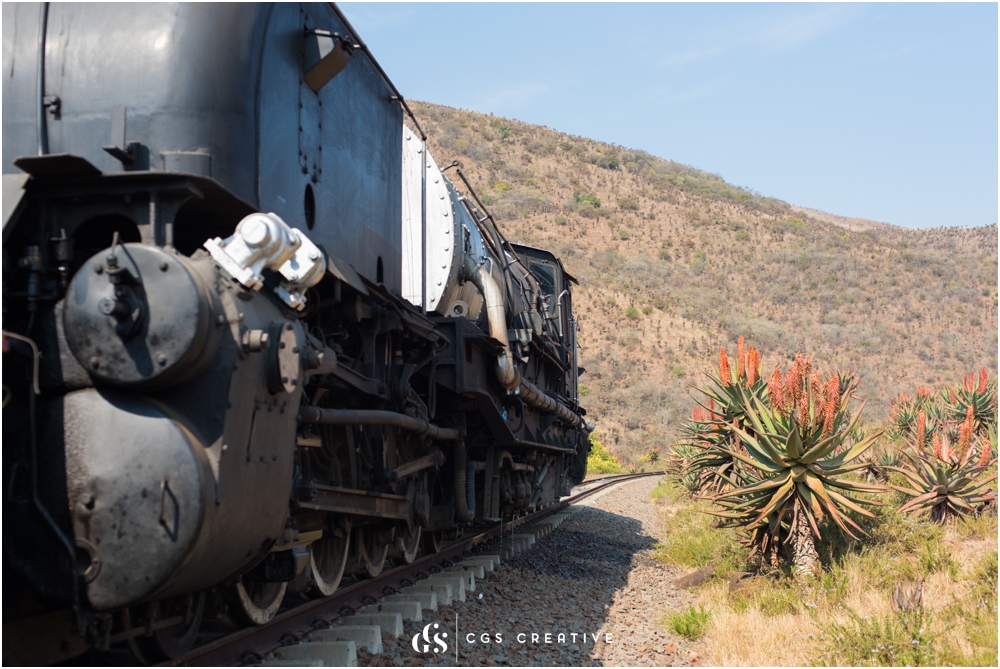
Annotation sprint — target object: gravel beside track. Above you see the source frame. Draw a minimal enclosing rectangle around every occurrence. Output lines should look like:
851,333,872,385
356,476,699,667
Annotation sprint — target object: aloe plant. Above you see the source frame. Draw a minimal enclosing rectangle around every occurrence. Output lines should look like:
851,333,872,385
679,337,763,496
939,368,998,436
861,443,903,484
703,356,887,576
887,386,937,441
889,406,997,523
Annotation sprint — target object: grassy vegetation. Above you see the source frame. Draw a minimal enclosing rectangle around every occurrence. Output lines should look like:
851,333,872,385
650,479,743,573
648,478,998,666
664,605,711,640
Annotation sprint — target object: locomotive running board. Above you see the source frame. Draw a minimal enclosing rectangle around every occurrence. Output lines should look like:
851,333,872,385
295,483,411,521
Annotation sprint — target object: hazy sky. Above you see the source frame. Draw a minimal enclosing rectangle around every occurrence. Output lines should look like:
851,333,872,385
344,2,997,229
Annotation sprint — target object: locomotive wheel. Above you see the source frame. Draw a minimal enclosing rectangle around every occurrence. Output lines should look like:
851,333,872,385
388,525,421,565
345,526,389,578
310,533,350,597
224,576,287,626
123,592,205,664
421,529,443,556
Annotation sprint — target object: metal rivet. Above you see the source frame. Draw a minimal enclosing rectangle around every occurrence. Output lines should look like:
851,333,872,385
89,356,100,369
156,353,167,366
159,261,169,272
93,263,104,274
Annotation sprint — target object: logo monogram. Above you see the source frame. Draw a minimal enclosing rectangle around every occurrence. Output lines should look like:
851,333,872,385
411,622,449,654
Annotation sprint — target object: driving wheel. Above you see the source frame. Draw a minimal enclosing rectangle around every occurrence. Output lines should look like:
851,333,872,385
345,525,389,578
123,592,205,664
310,533,350,596
223,575,287,626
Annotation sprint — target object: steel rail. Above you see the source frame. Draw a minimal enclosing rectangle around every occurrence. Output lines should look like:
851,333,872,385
162,471,664,667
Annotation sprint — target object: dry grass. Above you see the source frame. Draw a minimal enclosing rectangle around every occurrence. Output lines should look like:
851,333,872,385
648,479,998,666
702,604,817,666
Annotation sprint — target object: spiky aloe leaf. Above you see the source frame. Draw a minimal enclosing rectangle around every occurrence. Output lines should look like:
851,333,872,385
891,439,997,524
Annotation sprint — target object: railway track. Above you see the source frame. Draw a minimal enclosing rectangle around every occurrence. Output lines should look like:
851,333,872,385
153,471,663,667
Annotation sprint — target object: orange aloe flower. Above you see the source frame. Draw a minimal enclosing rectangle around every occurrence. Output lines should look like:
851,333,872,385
963,372,975,393
978,368,988,394
933,434,942,460
736,336,746,380
822,377,840,436
768,369,783,414
784,371,797,414
798,393,810,426
719,348,732,385
958,404,974,460
916,410,926,451
801,358,813,390
977,437,992,467
810,373,822,403
747,346,760,385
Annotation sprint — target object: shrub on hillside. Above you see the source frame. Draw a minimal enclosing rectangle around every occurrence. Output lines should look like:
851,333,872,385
587,433,624,474
588,153,619,170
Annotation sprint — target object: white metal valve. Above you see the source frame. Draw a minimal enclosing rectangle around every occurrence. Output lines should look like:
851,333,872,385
204,212,327,310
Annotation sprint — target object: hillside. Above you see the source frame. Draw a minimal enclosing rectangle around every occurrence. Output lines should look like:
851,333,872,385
408,101,999,464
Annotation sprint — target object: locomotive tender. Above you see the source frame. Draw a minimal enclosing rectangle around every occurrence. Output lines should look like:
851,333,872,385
2,2,592,663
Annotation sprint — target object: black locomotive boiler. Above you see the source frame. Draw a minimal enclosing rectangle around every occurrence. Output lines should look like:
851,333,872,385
1,2,592,663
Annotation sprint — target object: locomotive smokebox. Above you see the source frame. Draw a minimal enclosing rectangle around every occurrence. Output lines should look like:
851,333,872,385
63,244,224,390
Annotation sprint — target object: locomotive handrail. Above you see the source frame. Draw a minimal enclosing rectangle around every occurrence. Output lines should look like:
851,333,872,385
329,2,427,142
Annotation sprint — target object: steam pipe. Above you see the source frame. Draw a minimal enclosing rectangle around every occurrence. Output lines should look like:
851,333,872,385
460,255,591,431
461,254,518,389
297,407,462,441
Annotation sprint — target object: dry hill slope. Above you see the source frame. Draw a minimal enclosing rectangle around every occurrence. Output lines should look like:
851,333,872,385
408,101,999,464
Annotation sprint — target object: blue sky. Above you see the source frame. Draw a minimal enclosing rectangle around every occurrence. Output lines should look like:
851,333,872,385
344,3,997,229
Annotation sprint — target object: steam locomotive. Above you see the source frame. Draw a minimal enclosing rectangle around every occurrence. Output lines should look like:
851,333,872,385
2,2,591,663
